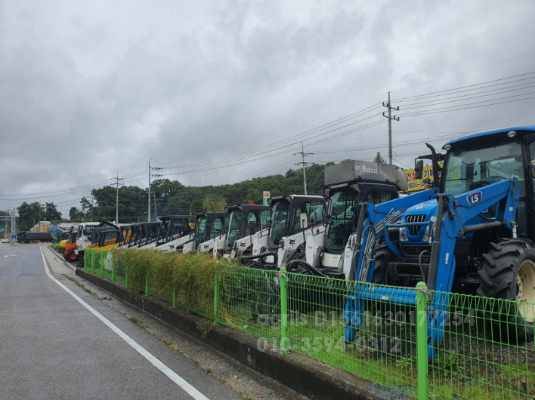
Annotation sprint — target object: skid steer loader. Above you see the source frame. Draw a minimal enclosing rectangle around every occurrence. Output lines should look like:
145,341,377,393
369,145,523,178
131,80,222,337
64,222,116,263
344,126,535,355
181,212,225,254
152,216,194,252
212,204,271,259
244,195,326,269
286,160,407,278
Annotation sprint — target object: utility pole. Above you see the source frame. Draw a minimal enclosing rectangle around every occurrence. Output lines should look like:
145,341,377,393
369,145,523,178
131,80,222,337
148,160,152,223
293,142,315,195
382,91,400,165
148,160,164,222
9,209,16,242
110,173,125,224
153,192,158,221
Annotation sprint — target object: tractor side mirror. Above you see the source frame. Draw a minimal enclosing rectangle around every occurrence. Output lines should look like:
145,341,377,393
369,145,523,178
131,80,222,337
414,159,424,180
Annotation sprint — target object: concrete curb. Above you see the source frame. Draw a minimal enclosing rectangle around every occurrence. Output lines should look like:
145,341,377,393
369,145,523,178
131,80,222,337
76,269,403,400
45,246,75,271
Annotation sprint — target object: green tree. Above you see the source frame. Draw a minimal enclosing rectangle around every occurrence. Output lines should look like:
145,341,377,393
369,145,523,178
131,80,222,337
44,202,62,221
17,202,42,231
202,194,226,212
80,196,94,219
69,207,84,221
74,164,328,220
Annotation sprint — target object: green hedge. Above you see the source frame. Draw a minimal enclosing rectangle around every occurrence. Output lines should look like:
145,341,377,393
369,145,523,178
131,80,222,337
111,249,240,318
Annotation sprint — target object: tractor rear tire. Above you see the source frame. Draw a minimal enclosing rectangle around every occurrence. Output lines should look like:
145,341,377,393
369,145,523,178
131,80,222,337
477,239,535,342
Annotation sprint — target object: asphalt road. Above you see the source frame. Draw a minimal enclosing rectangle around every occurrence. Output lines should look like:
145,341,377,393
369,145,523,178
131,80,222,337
0,243,244,400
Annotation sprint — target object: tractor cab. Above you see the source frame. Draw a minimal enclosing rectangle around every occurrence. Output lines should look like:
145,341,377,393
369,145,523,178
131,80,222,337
387,128,535,290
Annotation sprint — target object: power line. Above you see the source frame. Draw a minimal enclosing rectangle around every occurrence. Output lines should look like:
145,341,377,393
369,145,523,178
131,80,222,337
160,116,383,178
155,103,381,172
395,71,535,101
399,82,535,109
0,169,146,201
400,93,535,118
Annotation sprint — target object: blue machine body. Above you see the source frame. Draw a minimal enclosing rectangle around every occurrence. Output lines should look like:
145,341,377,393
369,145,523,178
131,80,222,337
344,126,530,356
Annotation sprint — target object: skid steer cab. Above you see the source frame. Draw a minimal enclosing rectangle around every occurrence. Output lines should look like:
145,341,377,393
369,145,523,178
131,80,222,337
212,204,271,259
244,195,325,269
287,160,407,278
152,216,194,252
119,222,162,248
181,212,225,254
345,126,535,356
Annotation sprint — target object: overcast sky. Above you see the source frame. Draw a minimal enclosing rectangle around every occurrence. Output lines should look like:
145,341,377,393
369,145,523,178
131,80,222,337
2,0,535,215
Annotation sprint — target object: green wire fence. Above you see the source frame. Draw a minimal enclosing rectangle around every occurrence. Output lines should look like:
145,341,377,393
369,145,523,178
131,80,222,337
83,248,535,400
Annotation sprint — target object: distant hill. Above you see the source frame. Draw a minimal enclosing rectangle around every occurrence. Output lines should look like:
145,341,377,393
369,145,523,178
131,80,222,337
71,163,329,222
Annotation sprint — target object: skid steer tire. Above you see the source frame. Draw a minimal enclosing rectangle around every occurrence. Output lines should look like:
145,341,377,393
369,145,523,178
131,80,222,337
477,239,535,343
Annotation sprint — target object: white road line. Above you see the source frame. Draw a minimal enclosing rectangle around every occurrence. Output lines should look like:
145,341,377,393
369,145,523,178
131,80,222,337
39,247,211,400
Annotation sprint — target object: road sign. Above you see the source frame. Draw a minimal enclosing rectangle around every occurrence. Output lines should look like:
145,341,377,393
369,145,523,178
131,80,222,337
262,191,271,206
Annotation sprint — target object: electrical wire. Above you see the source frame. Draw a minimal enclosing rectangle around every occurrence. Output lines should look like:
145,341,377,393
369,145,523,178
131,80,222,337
399,82,535,109
400,94,535,117
155,103,381,171
395,71,535,101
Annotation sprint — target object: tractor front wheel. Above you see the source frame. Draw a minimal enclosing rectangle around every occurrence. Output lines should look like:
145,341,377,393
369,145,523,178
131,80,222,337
372,242,398,285
477,239,535,341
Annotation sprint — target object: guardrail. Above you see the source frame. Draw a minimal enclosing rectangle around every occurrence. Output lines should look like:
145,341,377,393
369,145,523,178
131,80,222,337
83,248,535,400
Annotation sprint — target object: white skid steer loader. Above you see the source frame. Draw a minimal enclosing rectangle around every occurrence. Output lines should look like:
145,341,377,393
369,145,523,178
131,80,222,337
212,204,271,259
289,160,408,278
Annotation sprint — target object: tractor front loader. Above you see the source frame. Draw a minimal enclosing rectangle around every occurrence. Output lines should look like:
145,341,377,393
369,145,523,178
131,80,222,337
344,127,535,357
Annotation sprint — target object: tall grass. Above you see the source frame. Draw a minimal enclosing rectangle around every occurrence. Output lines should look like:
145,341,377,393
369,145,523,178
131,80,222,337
112,249,240,317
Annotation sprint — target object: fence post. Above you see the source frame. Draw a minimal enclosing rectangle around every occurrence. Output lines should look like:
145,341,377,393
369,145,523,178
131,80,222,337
144,272,150,296
213,271,220,324
111,253,116,283
415,281,429,400
279,266,289,354
125,265,128,289
84,251,89,273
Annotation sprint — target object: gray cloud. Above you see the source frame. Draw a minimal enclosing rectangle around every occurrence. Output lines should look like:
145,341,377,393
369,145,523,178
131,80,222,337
1,0,535,215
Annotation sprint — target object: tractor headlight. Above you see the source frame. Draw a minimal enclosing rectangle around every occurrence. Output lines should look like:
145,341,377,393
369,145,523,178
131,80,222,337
399,227,408,241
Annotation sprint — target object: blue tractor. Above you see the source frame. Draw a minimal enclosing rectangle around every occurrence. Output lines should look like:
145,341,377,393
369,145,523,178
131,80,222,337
345,126,535,352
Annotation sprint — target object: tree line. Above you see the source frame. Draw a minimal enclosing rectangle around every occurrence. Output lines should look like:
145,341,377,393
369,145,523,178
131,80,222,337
14,164,327,229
